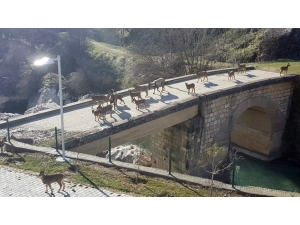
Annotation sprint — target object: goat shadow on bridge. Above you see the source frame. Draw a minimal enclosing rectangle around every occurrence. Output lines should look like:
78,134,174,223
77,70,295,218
234,80,244,85
203,81,218,88
244,73,257,78
149,91,179,105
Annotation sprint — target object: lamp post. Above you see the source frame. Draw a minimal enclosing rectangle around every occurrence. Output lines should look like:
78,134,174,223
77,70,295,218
34,55,65,161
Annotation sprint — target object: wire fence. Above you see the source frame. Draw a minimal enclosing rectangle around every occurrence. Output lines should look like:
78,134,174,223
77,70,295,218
3,116,300,195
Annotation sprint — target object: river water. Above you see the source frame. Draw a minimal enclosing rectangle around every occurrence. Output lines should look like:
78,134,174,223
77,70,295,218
120,135,300,193
231,153,300,193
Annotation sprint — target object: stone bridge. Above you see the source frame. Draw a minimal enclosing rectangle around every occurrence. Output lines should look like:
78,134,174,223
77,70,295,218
1,67,299,176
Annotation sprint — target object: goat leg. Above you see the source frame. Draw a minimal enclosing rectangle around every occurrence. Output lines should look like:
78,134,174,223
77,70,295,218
49,184,54,194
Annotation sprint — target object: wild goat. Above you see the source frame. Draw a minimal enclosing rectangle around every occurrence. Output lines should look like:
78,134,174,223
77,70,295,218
91,108,106,121
128,90,142,102
280,63,290,76
11,134,34,145
96,104,113,119
228,70,235,81
196,71,208,83
133,98,147,110
39,171,65,195
148,78,165,94
90,94,110,106
109,89,125,109
237,63,246,74
0,137,7,153
133,84,149,97
185,82,195,94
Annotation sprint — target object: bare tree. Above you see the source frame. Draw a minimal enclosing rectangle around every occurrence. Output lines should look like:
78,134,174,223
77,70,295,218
199,143,232,197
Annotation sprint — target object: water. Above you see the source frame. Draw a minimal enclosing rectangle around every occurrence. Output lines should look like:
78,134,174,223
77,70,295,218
231,153,300,193
127,137,300,193
129,135,152,151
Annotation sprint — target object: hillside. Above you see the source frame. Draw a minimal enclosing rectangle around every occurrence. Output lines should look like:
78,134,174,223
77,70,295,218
0,28,300,114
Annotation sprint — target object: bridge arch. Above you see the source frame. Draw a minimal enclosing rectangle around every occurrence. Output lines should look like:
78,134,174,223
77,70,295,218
213,96,286,160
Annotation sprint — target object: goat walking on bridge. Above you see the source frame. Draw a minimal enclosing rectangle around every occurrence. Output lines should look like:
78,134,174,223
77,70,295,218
149,78,165,94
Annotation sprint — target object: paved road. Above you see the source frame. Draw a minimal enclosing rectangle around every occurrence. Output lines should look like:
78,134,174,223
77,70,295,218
3,69,283,136
0,166,130,197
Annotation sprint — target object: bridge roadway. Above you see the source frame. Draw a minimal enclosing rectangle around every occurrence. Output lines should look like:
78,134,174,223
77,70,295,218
0,67,289,152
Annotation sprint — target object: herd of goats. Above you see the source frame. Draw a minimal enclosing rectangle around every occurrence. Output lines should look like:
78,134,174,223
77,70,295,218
90,62,291,122
90,63,250,122
90,77,166,122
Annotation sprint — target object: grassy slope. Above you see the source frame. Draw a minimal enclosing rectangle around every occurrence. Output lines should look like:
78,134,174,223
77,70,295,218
253,60,300,74
0,152,253,197
87,40,137,89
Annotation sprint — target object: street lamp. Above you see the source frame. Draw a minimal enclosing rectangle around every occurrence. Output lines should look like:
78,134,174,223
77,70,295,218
34,55,65,161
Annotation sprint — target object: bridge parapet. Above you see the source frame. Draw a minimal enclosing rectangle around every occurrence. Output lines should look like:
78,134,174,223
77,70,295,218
64,74,299,150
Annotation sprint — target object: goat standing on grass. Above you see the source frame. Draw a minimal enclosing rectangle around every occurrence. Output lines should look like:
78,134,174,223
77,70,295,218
185,82,195,94
280,63,290,76
0,137,7,153
39,171,65,195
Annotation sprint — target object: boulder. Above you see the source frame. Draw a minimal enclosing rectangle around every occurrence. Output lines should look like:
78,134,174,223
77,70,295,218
105,144,152,167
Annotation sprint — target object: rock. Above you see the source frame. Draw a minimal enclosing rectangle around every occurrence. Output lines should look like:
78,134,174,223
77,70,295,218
0,113,21,121
26,73,72,113
106,145,152,167
78,94,90,101
96,150,108,158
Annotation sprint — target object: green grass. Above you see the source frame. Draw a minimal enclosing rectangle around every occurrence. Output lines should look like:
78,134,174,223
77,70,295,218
88,40,132,58
252,59,300,74
0,152,252,197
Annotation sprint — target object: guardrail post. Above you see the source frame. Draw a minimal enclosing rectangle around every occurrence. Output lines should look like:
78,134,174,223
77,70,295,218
108,136,112,163
168,148,172,175
6,118,10,142
55,127,58,152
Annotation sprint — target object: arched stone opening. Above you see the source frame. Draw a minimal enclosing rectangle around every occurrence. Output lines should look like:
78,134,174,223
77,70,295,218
231,106,272,155
214,96,286,160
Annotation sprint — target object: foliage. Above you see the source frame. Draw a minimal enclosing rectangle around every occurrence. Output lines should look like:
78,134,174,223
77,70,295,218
1,28,299,109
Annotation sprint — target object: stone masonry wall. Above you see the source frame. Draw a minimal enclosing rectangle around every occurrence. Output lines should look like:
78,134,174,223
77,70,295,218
199,83,292,165
151,115,203,175
150,82,293,175
200,82,292,150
